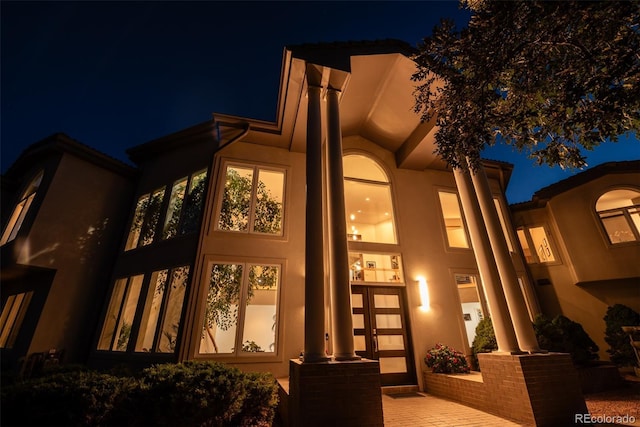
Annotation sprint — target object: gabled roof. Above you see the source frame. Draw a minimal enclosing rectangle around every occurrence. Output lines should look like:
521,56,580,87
511,160,640,210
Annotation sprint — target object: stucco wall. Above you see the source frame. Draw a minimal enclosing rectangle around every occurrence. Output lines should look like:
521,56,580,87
18,153,133,362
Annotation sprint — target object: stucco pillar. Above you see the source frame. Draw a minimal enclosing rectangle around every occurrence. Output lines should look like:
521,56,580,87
468,162,541,353
453,167,521,353
304,84,329,362
326,87,359,361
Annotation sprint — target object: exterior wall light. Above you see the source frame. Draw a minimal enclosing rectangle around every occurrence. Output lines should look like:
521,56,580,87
417,276,430,311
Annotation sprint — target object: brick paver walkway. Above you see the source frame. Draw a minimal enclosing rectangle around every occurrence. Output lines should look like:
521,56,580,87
382,392,524,427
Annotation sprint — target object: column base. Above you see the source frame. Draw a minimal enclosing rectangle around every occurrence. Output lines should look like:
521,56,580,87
333,354,362,361
287,358,383,427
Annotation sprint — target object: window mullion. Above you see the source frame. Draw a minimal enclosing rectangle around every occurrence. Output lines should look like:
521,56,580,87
248,168,260,234
234,263,250,355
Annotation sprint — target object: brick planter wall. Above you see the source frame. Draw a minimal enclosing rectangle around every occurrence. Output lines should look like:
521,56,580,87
423,353,588,426
287,358,383,427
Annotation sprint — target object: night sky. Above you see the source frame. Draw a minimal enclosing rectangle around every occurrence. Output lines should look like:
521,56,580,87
2,1,638,203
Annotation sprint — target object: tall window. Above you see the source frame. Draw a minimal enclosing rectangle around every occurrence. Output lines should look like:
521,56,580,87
1,171,43,246
517,226,556,263
125,188,166,250
0,292,33,348
343,155,397,244
163,170,207,239
200,262,280,355
98,266,190,353
493,197,515,252
596,189,640,244
438,191,469,248
217,164,285,235
98,275,144,351
455,274,487,347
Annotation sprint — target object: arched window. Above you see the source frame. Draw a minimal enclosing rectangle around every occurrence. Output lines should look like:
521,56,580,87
595,189,640,244
1,171,44,246
343,155,397,244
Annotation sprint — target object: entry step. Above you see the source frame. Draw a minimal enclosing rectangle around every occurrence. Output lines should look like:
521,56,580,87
381,385,419,395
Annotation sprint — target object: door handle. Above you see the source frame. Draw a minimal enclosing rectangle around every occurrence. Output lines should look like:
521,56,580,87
372,328,378,353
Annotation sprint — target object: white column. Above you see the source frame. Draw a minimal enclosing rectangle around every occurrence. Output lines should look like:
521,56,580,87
469,162,541,353
303,85,329,362
326,87,359,361
453,167,521,353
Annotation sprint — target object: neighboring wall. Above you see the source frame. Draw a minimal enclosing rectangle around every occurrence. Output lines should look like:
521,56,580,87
512,171,640,360
15,152,133,363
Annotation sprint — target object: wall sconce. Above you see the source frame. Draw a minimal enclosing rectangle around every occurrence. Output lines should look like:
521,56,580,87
417,276,430,311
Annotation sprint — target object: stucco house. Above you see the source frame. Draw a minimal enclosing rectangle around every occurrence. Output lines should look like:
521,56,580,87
3,40,627,424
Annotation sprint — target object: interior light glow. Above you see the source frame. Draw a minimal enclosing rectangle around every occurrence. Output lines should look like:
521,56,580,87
350,214,356,220
418,276,430,311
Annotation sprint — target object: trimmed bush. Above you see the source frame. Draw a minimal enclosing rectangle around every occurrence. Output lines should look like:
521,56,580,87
471,317,497,370
604,304,640,367
1,361,278,427
1,370,136,426
533,314,599,366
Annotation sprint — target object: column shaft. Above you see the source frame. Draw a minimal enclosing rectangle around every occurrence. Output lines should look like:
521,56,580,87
453,167,520,353
469,162,541,352
304,85,328,362
326,88,359,360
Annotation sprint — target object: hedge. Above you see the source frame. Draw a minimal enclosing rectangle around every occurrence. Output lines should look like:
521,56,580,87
1,361,278,427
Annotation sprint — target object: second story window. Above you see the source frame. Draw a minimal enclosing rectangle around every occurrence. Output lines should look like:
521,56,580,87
1,171,44,246
437,191,469,249
125,188,166,250
343,155,397,244
217,164,285,235
517,226,556,263
596,189,640,244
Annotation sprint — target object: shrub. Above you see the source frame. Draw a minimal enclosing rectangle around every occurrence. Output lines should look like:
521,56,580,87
1,361,279,427
1,370,136,426
533,314,599,366
604,304,640,367
424,343,470,373
471,317,497,370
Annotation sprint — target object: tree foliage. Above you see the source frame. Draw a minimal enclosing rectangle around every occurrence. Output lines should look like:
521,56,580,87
412,0,640,170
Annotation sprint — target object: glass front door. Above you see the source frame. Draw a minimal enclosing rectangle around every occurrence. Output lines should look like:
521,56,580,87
351,285,415,386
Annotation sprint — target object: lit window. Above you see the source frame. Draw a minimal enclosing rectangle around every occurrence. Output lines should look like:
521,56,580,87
0,292,33,348
455,274,487,347
97,275,144,351
98,267,190,354
596,189,640,244
136,266,190,353
517,226,556,263
493,197,515,252
438,191,469,248
349,252,403,284
217,164,285,235
1,171,43,246
162,169,208,239
343,155,397,244
200,262,280,355
125,188,166,250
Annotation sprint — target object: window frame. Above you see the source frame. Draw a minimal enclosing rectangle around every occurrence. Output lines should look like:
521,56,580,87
594,188,640,245
214,161,287,237
436,189,471,250
0,291,34,349
516,224,560,265
343,154,398,245
97,265,191,354
1,171,44,246
197,256,283,360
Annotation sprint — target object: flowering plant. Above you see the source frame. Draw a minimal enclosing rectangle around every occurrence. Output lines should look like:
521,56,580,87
424,343,470,373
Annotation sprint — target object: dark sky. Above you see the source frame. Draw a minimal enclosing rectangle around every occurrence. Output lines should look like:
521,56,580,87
2,1,638,203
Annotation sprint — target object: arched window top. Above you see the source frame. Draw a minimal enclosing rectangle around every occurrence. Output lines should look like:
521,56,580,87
343,155,388,183
596,189,640,211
